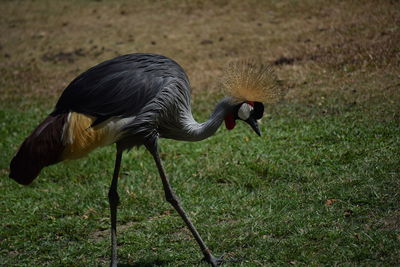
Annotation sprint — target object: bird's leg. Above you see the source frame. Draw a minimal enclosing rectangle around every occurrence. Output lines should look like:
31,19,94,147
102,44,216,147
145,138,223,267
108,149,123,267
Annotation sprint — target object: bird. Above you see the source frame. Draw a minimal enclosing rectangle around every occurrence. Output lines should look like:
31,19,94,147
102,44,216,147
9,53,281,266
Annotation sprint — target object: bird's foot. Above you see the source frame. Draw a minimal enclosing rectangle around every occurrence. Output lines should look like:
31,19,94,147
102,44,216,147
202,254,224,266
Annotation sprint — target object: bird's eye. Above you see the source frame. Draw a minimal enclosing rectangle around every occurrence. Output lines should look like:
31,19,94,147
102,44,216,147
253,102,264,119
237,103,253,120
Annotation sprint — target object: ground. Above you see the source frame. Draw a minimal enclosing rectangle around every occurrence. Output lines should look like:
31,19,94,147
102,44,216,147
1,0,399,266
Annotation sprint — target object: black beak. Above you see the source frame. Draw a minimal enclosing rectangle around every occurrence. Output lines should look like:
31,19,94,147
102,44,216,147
246,117,261,136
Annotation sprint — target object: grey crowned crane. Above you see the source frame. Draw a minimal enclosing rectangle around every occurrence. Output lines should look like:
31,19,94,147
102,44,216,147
9,53,281,266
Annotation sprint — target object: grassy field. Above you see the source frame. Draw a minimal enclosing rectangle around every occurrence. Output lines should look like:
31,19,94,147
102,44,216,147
1,0,399,266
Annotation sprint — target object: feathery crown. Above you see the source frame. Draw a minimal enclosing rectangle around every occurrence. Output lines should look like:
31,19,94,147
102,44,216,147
223,60,284,104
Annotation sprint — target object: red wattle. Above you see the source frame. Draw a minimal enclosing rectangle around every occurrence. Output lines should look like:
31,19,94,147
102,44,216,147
224,113,236,130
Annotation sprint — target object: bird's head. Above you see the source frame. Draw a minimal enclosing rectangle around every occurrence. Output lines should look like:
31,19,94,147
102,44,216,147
221,59,285,136
224,101,264,136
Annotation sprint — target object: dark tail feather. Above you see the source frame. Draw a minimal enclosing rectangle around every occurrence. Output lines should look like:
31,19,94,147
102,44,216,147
9,114,68,185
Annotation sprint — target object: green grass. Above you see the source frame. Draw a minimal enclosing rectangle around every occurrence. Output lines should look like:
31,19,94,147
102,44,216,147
1,98,399,266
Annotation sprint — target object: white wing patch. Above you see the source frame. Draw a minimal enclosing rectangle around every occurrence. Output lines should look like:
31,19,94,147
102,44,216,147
238,103,253,120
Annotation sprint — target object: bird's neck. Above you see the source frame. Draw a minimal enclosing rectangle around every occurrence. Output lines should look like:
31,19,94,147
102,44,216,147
180,97,236,141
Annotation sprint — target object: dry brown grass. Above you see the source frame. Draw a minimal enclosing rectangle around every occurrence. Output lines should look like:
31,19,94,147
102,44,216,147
1,0,399,115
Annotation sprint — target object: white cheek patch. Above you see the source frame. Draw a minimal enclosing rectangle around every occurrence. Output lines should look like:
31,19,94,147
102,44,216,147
238,103,253,120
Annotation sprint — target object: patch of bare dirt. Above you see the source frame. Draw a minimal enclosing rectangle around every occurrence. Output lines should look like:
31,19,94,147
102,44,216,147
380,212,400,231
41,48,87,64
0,0,399,112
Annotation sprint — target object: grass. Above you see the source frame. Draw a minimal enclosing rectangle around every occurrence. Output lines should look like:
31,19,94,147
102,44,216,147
1,0,399,266
1,103,399,266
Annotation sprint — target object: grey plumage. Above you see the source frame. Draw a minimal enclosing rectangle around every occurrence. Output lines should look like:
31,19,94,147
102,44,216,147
10,53,266,267
52,53,236,144
52,53,189,125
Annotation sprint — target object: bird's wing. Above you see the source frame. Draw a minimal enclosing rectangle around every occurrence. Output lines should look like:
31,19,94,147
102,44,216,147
52,53,188,126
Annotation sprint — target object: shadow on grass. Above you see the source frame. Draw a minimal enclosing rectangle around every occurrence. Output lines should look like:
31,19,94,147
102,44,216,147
119,257,242,267
118,259,169,267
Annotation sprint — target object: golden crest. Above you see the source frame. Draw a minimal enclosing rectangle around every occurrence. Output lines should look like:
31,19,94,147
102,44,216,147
223,60,285,103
